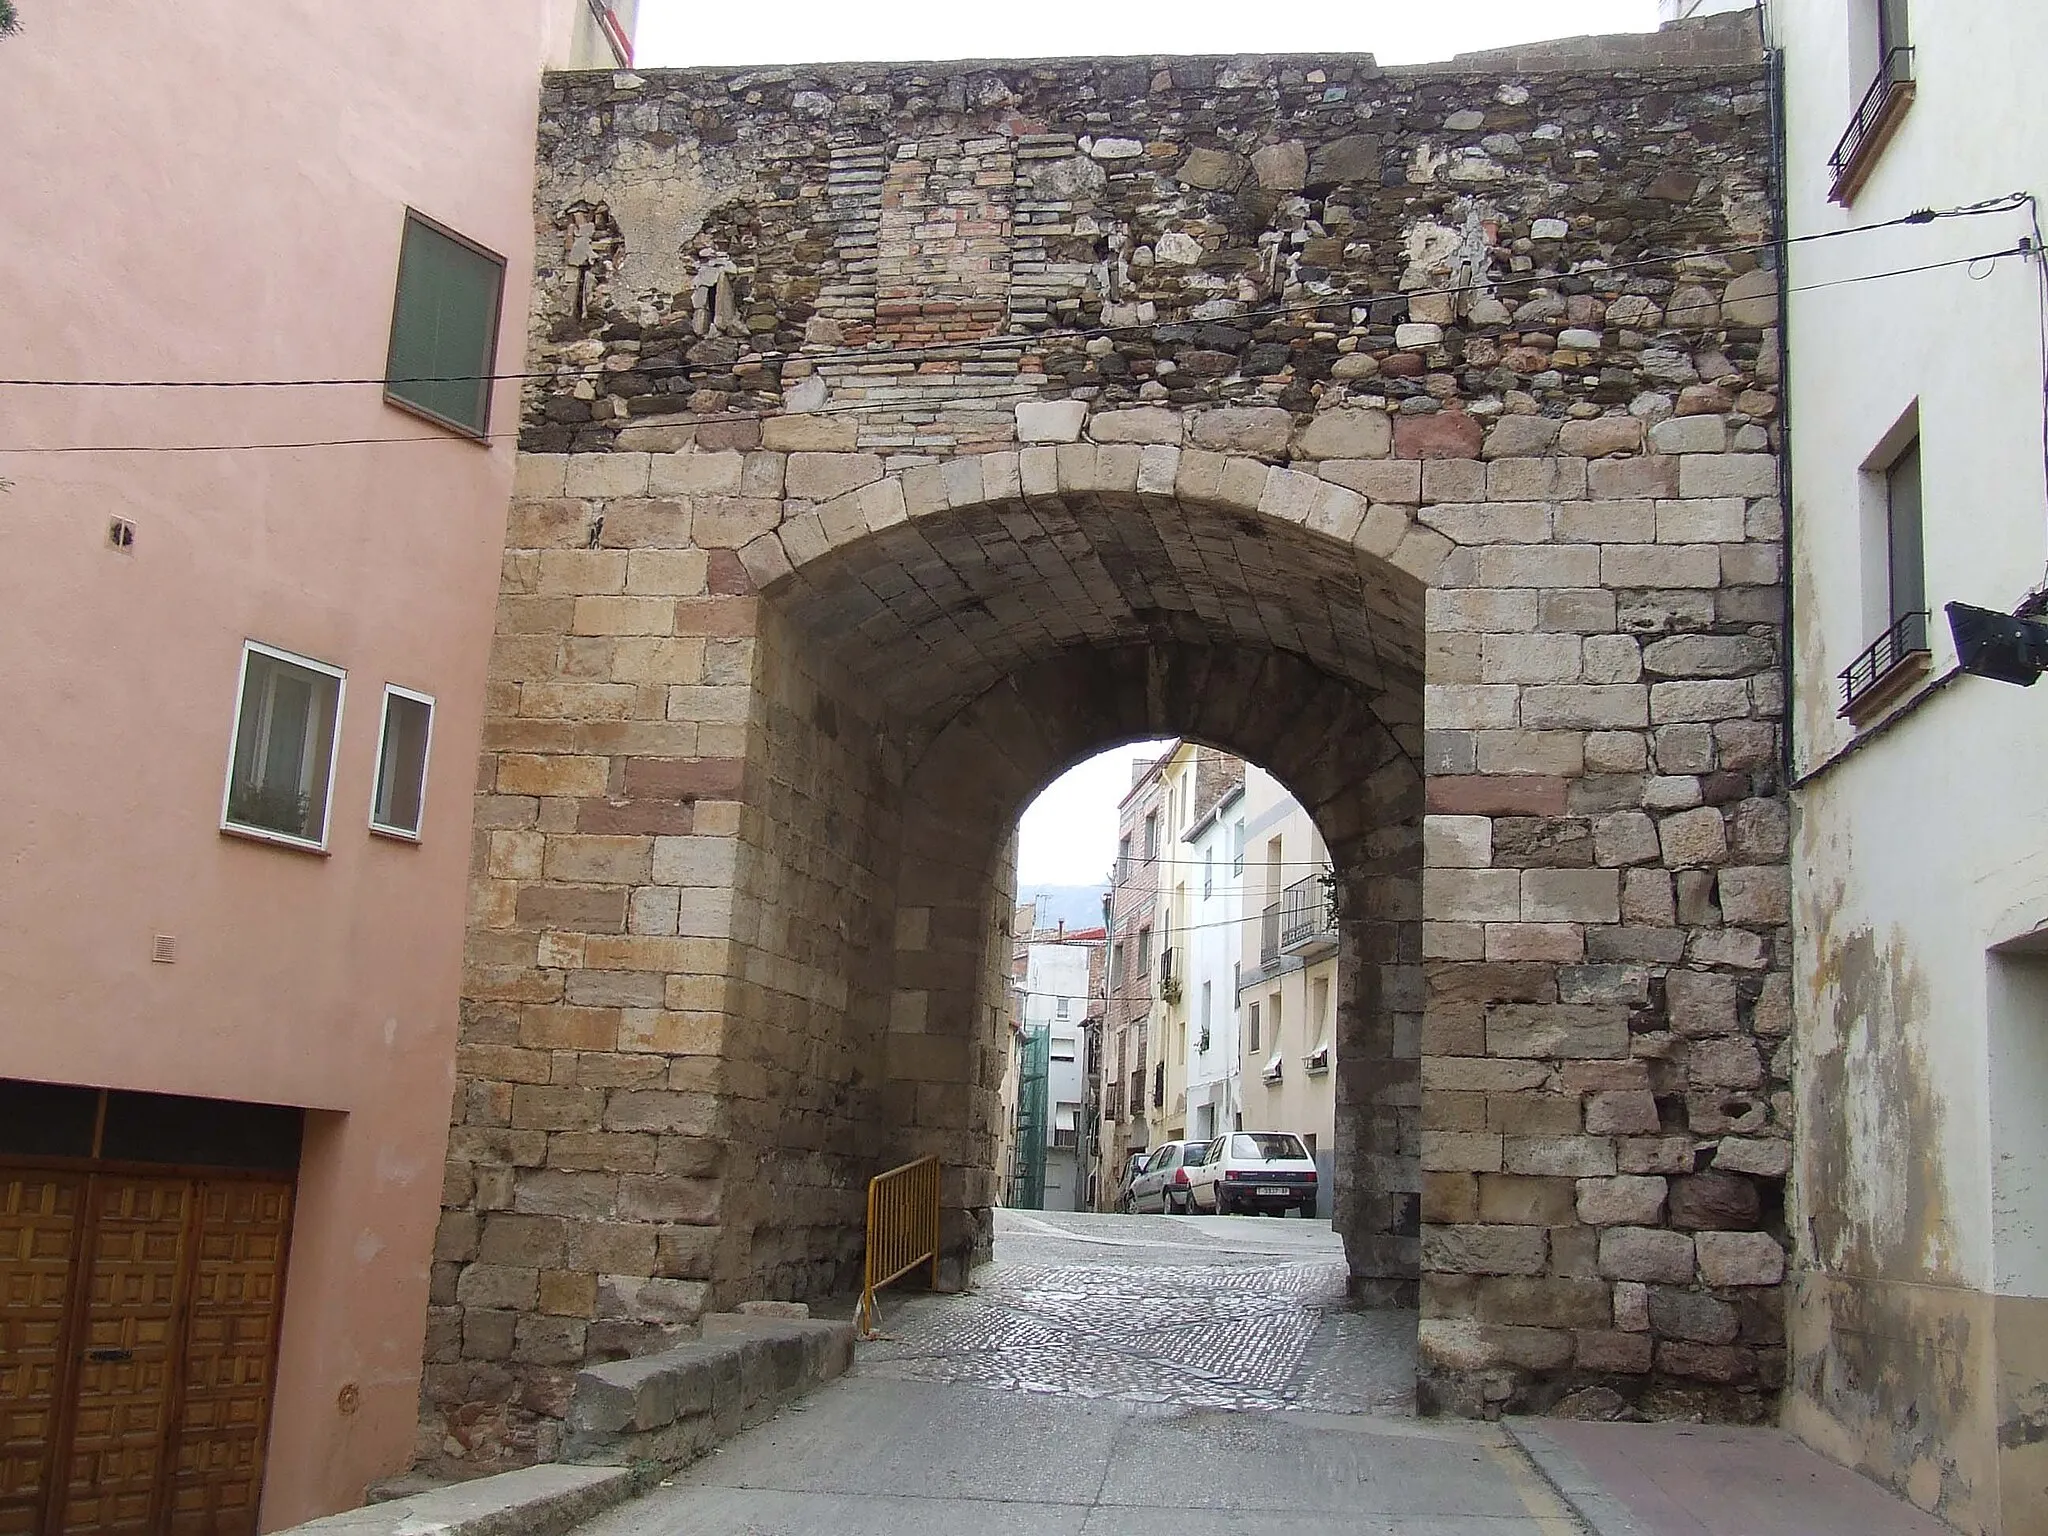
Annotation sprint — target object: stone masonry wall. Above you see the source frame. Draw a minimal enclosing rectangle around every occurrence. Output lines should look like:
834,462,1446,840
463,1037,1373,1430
433,15,1790,1468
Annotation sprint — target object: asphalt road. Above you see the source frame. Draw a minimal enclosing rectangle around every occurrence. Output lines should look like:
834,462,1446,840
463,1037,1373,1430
576,1208,1587,1535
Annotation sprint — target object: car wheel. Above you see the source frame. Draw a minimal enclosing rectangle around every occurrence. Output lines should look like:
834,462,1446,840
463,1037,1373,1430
1166,1190,1184,1215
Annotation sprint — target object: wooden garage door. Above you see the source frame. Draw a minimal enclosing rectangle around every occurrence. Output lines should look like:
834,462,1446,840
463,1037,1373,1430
57,1179,193,1535
0,1171,292,1536
0,1174,81,1536
163,1183,291,1536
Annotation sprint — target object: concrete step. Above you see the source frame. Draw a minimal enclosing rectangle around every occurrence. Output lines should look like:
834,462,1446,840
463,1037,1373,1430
562,1310,857,1466
273,1310,855,1536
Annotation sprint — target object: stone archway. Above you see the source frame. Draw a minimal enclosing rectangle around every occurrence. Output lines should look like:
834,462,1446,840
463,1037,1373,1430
878,644,1426,1298
696,440,1437,1311
439,377,1795,1470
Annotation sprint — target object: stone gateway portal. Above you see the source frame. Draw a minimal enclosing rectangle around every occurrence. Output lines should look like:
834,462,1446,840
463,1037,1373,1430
434,19,1793,1469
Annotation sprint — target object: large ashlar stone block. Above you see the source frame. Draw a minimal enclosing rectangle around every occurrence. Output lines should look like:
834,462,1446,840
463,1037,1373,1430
1422,1224,1550,1275
1015,399,1088,443
1088,406,1183,444
1190,407,1294,456
1295,408,1393,460
1693,1231,1785,1287
761,414,857,451
1599,1227,1696,1283
1576,1175,1667,1226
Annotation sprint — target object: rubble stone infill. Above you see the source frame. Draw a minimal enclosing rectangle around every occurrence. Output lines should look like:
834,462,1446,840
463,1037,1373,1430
440,15,1787,1469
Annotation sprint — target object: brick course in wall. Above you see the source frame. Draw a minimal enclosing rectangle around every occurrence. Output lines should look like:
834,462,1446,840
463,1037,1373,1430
434,14,1788,1467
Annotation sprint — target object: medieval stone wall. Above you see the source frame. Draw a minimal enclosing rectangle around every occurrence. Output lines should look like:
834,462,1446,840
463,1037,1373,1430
433,18,1791,1467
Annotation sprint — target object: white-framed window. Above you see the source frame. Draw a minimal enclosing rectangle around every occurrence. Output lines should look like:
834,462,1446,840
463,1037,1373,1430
1055,996,1071,1020
371,685,436,840
221,641,345,852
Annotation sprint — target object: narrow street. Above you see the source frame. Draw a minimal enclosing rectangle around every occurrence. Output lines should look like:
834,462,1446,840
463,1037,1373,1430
572,1210,1586,1535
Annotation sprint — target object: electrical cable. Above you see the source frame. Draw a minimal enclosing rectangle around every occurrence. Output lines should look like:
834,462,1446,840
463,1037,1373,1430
0,195,2030,395
1,242,2029,457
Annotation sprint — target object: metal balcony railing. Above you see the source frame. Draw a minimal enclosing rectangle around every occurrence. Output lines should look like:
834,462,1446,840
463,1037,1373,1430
1829,47,1915,203
1158,945,1180,1001
1281,874,1337,956
1839,609,1929,716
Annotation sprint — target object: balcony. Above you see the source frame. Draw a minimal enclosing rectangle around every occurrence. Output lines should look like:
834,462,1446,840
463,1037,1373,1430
1259,904,1280,968
1839,609,1930,721
1281,874,1338,958
1158,945,1180,1003
1829,46,1915,205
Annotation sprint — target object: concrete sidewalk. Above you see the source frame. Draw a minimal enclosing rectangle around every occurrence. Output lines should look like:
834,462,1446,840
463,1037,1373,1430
573,1375,1587,1534
1509,1419,1958,1536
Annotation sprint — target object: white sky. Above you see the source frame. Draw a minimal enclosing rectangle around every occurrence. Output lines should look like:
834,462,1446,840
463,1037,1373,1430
1016,743,1172,888
636,1,1664,69
632,0,1666,887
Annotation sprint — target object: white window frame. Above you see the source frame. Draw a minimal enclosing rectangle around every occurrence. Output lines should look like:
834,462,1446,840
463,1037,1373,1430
369,683,437,842
220,640,347,854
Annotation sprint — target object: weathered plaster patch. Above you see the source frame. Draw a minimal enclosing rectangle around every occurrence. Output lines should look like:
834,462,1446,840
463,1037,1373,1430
1804,924,1958,1284
1787,1273,1987,1529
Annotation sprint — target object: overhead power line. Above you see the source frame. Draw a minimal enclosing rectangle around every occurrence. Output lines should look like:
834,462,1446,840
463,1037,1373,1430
0,195,2027,394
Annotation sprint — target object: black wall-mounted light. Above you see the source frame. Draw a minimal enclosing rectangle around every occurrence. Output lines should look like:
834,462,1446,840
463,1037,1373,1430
1946,601,2048,686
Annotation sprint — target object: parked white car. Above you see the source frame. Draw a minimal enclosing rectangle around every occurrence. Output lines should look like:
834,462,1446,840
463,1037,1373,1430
1125,1139,1207,1214
1185,1132,1319,1217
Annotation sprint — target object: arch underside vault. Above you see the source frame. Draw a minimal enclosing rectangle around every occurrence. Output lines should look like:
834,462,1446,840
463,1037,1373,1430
715,465,1427,1303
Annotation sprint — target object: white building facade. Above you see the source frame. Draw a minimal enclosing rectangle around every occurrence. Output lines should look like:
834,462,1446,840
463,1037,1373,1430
1234,765,1339,1215
1021,939,1094,1210
1773,1,2048,1530
1182,780,1246,1144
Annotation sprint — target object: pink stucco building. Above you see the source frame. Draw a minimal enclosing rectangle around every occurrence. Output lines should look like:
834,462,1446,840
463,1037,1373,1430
0,3,621,1528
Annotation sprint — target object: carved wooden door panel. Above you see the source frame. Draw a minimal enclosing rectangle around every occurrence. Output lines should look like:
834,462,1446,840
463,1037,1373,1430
0,1174,83,1536
162,1182,291,1536
56,1179,192,1535
0,1165,294,1536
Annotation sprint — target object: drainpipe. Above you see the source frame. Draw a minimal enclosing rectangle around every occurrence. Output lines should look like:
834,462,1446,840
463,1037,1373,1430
1765,18,1800,787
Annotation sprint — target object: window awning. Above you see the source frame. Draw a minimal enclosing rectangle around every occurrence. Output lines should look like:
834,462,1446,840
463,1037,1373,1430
1262,1052,1284,1080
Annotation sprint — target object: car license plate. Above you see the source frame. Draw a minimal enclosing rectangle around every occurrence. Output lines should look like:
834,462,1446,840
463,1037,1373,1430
1258,1185,1287,1195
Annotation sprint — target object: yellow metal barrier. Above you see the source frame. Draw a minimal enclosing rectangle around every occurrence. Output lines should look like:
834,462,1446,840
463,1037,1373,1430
856,1155,941,1336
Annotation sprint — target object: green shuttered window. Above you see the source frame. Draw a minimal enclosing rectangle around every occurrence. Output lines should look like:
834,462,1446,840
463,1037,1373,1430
384,211,506,437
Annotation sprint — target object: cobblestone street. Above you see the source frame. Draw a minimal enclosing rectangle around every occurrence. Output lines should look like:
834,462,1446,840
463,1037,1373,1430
860,1208,1416,1413
572,1210,1593,1535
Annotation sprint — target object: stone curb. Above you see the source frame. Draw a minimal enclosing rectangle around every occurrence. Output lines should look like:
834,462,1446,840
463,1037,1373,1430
273,1463,644,1536
1503,1419,1651,1536
562,1313,857,1465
